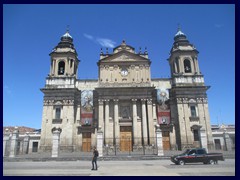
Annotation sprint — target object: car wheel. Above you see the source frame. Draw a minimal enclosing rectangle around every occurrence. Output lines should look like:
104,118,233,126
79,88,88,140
209,159,214,165
178,160,185,165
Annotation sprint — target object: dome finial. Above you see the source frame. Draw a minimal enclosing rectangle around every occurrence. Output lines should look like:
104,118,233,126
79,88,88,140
175,23,185,37
62,25,72,39
66,25,70,33
177,23,181,32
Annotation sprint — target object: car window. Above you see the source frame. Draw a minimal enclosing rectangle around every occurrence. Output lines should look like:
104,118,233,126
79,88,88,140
197,149,205,155
188,150,196,155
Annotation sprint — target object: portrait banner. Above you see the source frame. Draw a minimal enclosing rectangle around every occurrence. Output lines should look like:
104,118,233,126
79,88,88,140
156,88,171,125
81,90,93,125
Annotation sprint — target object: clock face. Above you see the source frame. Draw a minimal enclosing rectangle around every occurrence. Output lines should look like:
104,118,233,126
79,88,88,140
121,69,128,76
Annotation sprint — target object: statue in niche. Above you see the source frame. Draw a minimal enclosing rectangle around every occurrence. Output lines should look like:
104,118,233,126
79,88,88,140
122,106,130,119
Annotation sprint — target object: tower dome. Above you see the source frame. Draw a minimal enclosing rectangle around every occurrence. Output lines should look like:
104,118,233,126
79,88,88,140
52,30,76,51
61,30,73,42
174,27,187,42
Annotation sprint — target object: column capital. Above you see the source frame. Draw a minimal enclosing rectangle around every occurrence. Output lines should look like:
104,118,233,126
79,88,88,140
113,99,119,102
105,99,110,103
141,99,146,102
131,99,137,102
98,99,104,105
147,99,152,104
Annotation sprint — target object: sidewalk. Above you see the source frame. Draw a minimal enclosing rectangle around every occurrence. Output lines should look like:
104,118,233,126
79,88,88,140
3,150,235,162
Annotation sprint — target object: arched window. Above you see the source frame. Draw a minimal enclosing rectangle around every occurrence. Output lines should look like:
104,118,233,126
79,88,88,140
184,59,191,73
58,61,65,75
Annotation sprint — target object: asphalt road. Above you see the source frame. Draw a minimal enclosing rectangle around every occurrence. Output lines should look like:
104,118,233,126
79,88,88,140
3,159,235,176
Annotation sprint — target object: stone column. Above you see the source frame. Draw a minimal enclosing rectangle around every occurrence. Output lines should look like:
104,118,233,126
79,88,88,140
152,103,157,122
76,103,81,124
132,99,138,145
155,125,164,156
141,99,148,145
9,127,19,158
51,127,62,157
147,99,154,144
97,127,103,157
98,99,104,133
105,99,110,144
223,130,232,151
23,132,30,154
179,58,184,73
200,127,208,152
114,99,120,145
3,129,10,157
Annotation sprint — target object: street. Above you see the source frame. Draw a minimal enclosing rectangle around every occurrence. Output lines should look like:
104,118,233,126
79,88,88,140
3,159,235,176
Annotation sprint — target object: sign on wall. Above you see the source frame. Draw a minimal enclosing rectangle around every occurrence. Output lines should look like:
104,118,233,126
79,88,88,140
81,90,93,125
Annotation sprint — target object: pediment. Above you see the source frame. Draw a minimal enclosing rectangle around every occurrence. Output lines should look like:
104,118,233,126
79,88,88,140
100,50,150,63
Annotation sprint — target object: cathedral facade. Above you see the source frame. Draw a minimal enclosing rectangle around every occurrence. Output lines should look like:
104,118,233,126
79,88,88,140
39,29,213,152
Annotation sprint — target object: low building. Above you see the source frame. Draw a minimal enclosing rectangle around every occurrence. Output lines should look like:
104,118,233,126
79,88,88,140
3,126,41,156
211,124,235,151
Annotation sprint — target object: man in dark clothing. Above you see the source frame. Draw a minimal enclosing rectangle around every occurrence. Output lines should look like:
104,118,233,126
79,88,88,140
91,146,98,170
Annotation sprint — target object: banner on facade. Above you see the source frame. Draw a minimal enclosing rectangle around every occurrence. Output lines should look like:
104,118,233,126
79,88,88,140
157,88,171,125
81,90,93,125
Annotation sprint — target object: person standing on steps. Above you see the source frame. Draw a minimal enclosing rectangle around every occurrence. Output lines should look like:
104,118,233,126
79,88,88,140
91,146,99,170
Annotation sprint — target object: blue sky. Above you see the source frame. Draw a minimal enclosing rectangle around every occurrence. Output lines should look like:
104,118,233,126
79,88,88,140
3,4,235,129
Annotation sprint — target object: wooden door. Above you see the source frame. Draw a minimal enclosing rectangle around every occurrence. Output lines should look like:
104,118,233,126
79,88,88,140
162,131,170,150
82,132,91,152
120,126,132,151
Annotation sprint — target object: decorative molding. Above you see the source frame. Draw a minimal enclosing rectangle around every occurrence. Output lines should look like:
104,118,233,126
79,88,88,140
100,65,104,69
98,99,104,105
63,99,74,105
176,98,182,103
43,100,54,106
203,98,208,103
147,99,152,104
197,98,202,103
52,119,63,124
189,98,196,103
113,65,118,70
182,98,188,104
104,99,110,102
113,99,119,103
189,117,200,122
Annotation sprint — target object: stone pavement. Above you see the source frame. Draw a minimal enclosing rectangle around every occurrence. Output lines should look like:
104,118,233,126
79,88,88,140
3,159,235,176
3,150,235,162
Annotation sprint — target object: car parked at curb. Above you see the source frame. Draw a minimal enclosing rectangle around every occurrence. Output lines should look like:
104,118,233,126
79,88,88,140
171,148,224,165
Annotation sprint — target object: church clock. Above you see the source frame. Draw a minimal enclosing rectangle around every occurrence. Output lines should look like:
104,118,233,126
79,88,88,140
121,68,128,76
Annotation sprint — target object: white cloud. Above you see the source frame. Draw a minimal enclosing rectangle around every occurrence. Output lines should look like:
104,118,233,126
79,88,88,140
96,38,116,48
83,33,94,40
214,24,224,28
83,33,116,48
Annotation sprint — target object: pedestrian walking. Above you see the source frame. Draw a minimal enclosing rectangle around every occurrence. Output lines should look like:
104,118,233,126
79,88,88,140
91,146,99,170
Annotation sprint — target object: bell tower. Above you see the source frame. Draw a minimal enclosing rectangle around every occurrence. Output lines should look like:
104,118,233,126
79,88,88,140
169,27,202,83
168,27,213,150
49,30,79,78
40,30,81,152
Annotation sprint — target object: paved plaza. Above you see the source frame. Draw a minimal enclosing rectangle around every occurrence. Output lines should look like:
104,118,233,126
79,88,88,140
3,159,235,176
